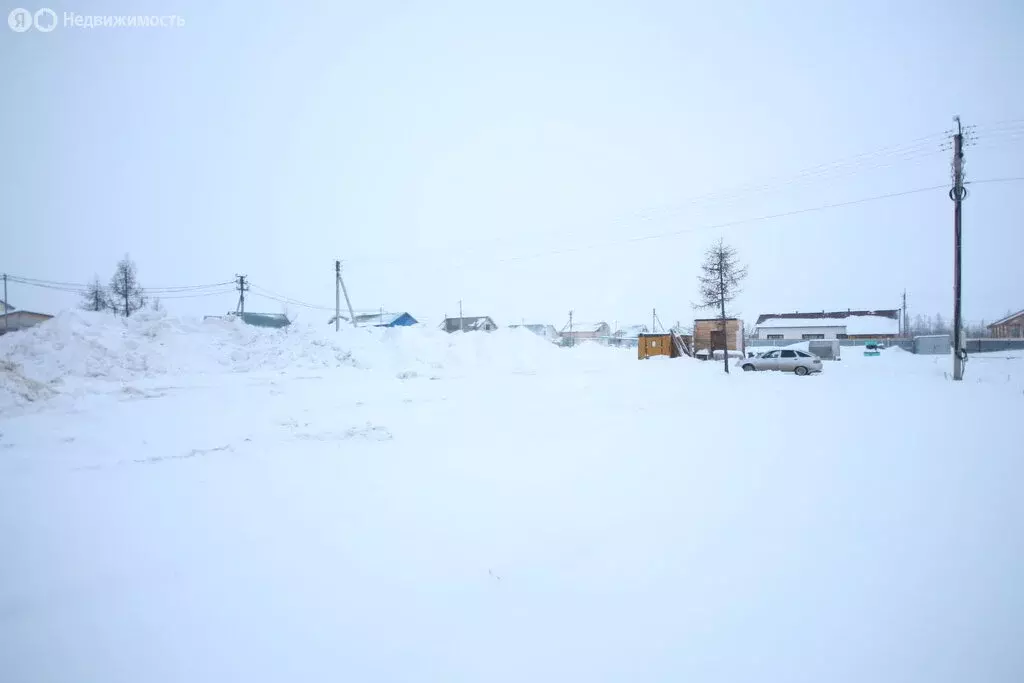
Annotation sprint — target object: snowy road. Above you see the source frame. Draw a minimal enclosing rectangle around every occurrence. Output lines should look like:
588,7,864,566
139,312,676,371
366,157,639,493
2,327,1024,682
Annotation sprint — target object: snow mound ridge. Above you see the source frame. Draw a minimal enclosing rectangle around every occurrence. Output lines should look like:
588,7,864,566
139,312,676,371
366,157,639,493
0,311,359,407
0,311,631,412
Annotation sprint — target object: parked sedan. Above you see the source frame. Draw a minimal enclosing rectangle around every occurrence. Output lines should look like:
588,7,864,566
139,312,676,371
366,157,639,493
741,349,822,375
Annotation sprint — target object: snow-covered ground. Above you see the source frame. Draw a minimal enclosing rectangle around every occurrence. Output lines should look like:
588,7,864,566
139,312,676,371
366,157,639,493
2,313,1023,682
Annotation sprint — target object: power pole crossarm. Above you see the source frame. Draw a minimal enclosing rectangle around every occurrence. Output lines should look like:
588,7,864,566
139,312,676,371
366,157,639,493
235,274,248,315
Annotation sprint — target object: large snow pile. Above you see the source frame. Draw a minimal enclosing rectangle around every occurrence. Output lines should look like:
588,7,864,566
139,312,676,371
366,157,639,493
0,311,355,407
0,311,626,411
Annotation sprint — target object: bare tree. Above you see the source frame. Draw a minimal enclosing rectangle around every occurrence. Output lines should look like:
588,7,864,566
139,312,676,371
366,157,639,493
109,254,146,317
696,238,748,373
150,297,164,312
80,275,108,312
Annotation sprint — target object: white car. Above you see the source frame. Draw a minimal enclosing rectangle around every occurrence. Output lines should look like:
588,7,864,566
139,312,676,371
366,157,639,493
741,349,823,375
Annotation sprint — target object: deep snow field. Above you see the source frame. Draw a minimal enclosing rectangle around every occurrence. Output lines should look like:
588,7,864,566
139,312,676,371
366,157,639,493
2,311,1023,683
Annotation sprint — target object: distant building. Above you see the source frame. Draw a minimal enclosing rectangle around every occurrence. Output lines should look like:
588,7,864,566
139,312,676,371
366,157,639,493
205,312,291,329
329,312,418,327
560,322,611,344
987,309,1024,338
509,323,559,342
610,324,649,348
441,316,497,333
753,310,900,340
0,299,12,315
0,309,54,335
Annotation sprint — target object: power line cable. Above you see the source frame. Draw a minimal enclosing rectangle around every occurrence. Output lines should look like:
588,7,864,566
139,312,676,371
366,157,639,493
351,136,956,267
151,288,238,300
497,178,1024,264
249,287,335,311
5,274,237,293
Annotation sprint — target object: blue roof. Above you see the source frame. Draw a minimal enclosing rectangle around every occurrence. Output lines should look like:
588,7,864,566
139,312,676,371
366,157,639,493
329,312,418,327
358,312,417,327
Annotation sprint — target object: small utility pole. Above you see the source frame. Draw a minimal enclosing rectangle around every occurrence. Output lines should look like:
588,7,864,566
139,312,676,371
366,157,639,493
235,274,248,315
652,308,657,333
2,273,8,333
902,290,908,337
951,116,967,381
568,310,574,347
335,261,341,332
459,300,464,332
337,261,356,327
718,248,729,374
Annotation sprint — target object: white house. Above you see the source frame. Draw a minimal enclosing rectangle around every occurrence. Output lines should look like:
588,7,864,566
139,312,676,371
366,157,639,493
0,309,54,335
754,310,901,340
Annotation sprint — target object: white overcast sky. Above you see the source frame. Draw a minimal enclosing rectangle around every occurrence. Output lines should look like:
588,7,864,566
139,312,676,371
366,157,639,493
3,0,1023,329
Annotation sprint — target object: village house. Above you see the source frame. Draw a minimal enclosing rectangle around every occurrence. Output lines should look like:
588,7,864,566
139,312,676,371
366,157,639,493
329,312,418,327
509,323,559,342
441,316,497,333
560,322,611,344
0,300,54,336
610,324,649,348
205,312,291,328
987,309,1024,338
753,310,901,341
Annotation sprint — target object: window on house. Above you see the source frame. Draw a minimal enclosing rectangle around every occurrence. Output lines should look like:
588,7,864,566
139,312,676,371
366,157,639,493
802,334,825,340
836,334,848,339
766,334,783,340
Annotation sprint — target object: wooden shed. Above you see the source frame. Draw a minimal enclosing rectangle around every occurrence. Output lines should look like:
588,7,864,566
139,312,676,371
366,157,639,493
693,318,745,355
638,333,692,359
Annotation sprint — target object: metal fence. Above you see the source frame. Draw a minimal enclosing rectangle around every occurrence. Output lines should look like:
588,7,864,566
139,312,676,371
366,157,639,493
746,338,913,350
746,338,1024,354
964,339,1024,353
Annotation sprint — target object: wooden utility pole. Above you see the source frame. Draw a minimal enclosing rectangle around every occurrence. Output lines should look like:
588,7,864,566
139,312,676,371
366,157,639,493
718,249,729,374
902,290,908,337
235,274,248,315
568,310,574,347
951,117,966,380
337,261,356,327
2,273,7,333
459,300,464,332
335,261,341,332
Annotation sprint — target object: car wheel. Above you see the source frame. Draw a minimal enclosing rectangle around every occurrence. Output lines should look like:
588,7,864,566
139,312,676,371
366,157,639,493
794,366,808,376
742,364,755,372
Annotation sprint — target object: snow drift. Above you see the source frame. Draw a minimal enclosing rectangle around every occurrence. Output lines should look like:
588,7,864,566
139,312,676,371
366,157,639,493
0,311,625,412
